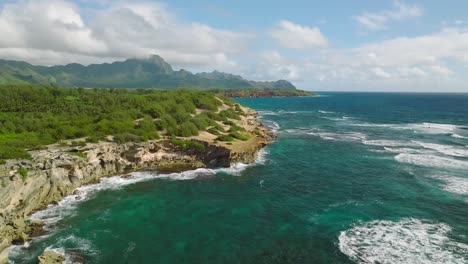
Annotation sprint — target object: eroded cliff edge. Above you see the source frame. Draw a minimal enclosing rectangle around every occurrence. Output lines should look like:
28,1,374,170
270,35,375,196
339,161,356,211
0,107,273,263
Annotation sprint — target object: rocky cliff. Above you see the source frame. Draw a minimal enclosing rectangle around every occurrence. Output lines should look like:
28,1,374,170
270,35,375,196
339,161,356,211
0,111,273,263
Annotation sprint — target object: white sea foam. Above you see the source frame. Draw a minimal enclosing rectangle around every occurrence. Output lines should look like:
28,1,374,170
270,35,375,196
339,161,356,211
30,148,269,229
216,148,268,176
258,110,278,116
45,235,99,264
406,123,460,134
350,122,467,136
452,134,468,139
322,116,352,122
261,120,280,133
395,153,468,170
431,175,468,196
30,168,216,228
382,147,431,154
413,141,468,157
318,110,335,114
339,218,468,264
362,140,418,147
307,131,367,141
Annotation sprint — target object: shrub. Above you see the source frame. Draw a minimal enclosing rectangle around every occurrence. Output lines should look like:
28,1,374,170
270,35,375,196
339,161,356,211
177,122,199,137
216,135,234,142
207,128,220,135
113,133,141,143
230,125,246,132
17,169,29,182
171,137,205,152
230,131,250,141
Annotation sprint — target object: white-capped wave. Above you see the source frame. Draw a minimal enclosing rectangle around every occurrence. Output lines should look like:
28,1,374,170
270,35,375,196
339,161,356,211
382,147,431,154
413,141,468,157
362,140,418,147
258,110,278,116
216,148,268,176
350,122,467,136
46,235,98,264
322,116,353,122
307,131,367,141
395,153,468,170
431,175,468,196
339,218,468,264
452,134,468,139
261,120,280,133
406,123,459,134
318,110,335,114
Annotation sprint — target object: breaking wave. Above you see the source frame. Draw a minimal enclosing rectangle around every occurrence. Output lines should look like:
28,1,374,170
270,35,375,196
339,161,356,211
395,153,468,170
430,174,468,196
31,149,269,229
413,141,468,157
339,218,468,264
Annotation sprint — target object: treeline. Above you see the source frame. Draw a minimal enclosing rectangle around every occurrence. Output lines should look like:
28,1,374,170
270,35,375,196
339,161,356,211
0,85,246,162
215,89,314,98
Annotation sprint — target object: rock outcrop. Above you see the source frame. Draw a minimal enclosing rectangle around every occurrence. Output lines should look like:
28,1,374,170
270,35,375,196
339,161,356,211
38,250,66,264
0,109,273,264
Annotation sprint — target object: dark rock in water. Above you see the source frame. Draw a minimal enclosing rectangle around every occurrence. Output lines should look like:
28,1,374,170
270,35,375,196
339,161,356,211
193,171,217,180
67,249,86,264
121,174,133,179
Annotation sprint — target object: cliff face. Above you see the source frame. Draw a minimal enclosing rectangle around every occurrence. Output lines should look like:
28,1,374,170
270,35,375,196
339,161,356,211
0,123,273,263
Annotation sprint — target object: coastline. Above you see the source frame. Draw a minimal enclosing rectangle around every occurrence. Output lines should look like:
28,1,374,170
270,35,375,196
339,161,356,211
0,106,274,264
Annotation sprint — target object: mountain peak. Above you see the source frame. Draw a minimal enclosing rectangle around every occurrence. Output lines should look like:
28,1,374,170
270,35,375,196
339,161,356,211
0,55,296,90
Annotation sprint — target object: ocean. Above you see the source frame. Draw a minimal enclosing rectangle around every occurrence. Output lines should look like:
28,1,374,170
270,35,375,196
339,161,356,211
10,92,468,263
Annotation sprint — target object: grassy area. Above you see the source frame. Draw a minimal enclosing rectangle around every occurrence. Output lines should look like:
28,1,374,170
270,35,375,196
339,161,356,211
0,85,249,161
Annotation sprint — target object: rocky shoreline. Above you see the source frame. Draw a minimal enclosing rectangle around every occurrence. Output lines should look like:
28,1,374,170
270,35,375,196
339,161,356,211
0,109,273,263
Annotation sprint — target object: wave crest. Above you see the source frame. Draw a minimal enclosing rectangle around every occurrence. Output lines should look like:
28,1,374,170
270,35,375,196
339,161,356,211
339,218,468,264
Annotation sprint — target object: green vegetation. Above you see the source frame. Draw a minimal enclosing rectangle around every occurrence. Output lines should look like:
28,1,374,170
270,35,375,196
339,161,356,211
229,131,251,141
171,137,205,152
0,85,250,160
17,169,29,182
219,88,314,97
0,56,296,90
217,135,234,142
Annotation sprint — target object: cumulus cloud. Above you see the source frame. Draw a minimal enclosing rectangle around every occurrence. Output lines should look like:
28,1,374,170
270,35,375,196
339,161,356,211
245,25,468,92
354,1,423,31
270,20,328,50
0,0,252,68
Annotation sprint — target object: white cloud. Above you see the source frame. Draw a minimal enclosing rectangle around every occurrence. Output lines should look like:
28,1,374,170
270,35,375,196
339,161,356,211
270,20,328,50
430,65,452,77
398,67,427,77
0,0,252,68
354,1,423,31
246,26,468,92
372,67,391,78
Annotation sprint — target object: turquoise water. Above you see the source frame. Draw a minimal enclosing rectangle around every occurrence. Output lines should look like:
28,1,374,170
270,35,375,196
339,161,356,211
10,93,468,263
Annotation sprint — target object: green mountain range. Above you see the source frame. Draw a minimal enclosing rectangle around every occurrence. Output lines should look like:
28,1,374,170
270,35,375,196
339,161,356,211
0,55,296,90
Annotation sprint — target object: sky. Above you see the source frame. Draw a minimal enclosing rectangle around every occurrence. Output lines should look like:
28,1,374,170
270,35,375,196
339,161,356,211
0,0,467,92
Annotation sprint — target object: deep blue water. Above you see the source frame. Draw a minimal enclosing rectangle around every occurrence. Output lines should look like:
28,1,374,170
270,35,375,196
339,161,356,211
10,92,468,263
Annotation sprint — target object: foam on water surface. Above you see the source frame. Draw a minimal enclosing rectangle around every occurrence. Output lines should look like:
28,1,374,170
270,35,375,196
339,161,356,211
430,175,468,196
395,153,468,170
413,141,468,157
339,218,468,264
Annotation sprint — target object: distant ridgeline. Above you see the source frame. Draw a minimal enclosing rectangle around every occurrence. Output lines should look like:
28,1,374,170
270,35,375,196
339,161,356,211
0,55,302,92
